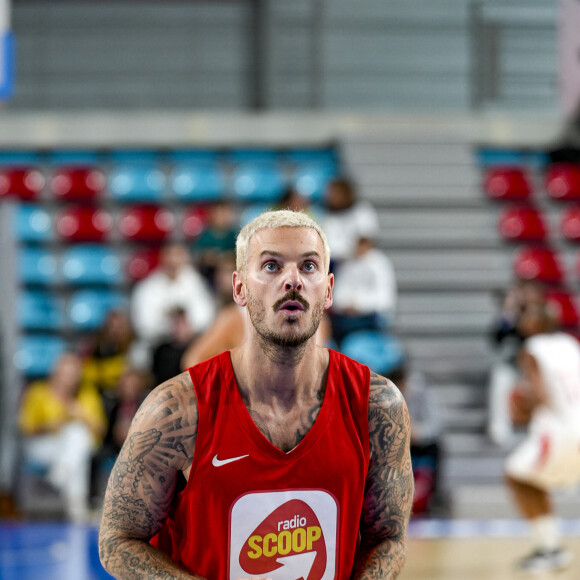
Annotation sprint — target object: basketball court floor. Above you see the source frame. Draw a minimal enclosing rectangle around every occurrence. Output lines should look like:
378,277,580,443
2,518,580,579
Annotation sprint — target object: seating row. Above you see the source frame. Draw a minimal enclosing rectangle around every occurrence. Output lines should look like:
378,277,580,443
0,147,337,166
480,157,580,331
483,163,580,202
18,244,168,285
0,158,338,203
14,324,404,379
18,289,127,332
496,204,580,244
14,200,296,244
14,203,220,243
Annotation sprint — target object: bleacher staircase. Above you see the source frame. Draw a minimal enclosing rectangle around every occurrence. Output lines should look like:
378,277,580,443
339,127,580,518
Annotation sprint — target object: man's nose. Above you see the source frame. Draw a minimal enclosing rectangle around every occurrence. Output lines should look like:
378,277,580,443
284,266,303,291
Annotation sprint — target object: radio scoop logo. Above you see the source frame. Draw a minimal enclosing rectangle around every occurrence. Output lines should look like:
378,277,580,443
238,499,326,580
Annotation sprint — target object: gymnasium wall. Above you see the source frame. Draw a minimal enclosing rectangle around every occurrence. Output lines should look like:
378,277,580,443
5,0,559,113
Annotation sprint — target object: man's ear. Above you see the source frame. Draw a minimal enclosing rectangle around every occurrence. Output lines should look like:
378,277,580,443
232,270,247,307
324,273,334,310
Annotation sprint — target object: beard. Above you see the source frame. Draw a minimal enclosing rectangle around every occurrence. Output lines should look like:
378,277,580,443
246,288,325,348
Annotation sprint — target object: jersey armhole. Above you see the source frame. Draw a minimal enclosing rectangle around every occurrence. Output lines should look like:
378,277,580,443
362,365,372,473
179,366,205,492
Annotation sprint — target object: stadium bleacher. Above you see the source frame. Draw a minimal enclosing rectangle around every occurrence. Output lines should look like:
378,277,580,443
2,146,341,383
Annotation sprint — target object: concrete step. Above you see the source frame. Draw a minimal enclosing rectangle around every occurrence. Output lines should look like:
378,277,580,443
376,207,502,249
441,407,487,433
400,335,492,380
451,484,580,519
433,383,487,409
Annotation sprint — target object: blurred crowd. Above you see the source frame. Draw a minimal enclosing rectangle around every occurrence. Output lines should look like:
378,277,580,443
16,177,444,521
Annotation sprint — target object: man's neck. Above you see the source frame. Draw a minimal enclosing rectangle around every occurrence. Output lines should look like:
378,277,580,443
231,338,327,409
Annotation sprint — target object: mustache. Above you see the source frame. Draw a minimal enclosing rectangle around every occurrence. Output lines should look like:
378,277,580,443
272,290,310,312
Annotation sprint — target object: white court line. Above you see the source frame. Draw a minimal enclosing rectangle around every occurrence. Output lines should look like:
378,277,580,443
408,519,580,539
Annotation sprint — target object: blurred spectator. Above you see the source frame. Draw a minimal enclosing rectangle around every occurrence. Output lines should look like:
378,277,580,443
330,235,397,345
192,201,238,285
181,303,247,368
277,186,313,214
18,352,107,522
92,368,151,504
487,280,545,446
104,368,150,453
152,307,198,385
130,242,216,368
212,251,237,308
81,308,134,409
389,362,445,516
321,177,379,266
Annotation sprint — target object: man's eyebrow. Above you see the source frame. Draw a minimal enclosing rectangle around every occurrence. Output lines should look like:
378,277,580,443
259,250,322,260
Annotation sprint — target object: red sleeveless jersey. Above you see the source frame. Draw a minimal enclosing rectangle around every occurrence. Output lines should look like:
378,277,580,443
150,349,370,580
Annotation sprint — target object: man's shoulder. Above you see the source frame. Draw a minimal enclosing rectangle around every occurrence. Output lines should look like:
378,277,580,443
368,371,406,412
138,371,196,423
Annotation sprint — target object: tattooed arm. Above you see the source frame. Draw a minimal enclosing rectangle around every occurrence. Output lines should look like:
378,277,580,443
352,372,414,580
98,372,201,579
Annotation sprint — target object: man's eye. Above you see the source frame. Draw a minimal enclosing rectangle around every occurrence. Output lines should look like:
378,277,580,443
264,262,277,271
303,262,316,272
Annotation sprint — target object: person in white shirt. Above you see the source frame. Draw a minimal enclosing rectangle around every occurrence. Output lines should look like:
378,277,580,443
506,303,580,573
321,178,379,266
331,235,397,343
130,243,215,368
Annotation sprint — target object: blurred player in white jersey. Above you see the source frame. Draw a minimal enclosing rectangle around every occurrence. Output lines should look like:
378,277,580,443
506,303,580,573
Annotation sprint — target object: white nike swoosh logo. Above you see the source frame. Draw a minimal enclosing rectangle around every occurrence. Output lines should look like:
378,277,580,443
212,453,249,467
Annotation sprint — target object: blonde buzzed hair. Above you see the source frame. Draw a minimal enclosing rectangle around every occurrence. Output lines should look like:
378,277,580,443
236,209,331,273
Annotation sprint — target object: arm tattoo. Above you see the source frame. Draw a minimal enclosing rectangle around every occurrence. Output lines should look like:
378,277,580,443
99,373,202,579
352,372,414,580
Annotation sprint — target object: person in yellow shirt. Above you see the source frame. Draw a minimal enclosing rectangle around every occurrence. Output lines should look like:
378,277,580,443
19,352,107,522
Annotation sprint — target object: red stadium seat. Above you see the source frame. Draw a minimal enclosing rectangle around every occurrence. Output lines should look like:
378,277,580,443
545,290,580,328
50,166,106,201
513,246,565,284
118,205,175,242
182,205,208,239
483,166,532,202
125,247,160,281
560,206,580,241
55,206,113,242
497,206,547,242
0,167,45,200
545,163,580,202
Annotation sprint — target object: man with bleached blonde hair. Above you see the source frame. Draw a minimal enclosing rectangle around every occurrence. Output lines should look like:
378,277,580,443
99,209,413,580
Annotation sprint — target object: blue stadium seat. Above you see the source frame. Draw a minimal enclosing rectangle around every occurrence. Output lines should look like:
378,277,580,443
61,245,123,285
292,161,338,202
108,162,165,202
110,150,159,163
239,203,271,227
169,149,219,164
13,335,67,378
18,248,58,285
67,289,128,330
231,162,285,202
283,149,338,166
226,149,278,164
170,162,225,201
340,330,404,375
0,151,40,166
18,291,64,330
14,204,53,242
48,150,101,165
